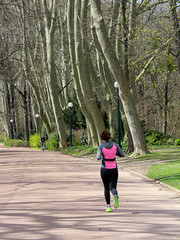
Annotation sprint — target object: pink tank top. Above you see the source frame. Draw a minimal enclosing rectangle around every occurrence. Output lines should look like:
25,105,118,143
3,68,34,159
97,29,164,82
102,144,117,169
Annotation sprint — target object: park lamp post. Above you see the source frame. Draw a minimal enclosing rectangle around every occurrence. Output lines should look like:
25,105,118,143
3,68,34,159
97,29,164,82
114,81,121,146
68,102,73,146
35,114,39,134
10,119,14,139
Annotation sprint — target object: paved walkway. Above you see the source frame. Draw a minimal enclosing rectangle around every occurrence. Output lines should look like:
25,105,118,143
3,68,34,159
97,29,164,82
0,146,180,240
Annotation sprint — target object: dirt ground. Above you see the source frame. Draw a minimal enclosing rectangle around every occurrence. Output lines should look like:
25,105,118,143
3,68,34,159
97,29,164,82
0,145,180,240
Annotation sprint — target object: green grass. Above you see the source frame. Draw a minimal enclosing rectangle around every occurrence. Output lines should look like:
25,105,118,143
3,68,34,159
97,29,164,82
62,145,180,191
136,149,180,161
61,145,97,156
147,144,178,150
134,149,180,190
61,142,128,156
147,163,180,190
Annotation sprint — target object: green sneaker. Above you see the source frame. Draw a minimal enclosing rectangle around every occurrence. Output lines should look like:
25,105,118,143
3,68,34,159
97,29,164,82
113,195,119,209
106,206,112,212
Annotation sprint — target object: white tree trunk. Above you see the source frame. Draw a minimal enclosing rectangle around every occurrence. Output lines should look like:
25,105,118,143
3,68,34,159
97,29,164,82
67,0,99,146
90,0,149,155
42,0,67,148
74,0,105,142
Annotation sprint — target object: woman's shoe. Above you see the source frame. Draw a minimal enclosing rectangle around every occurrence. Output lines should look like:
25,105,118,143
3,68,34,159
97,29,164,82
113,195,119,209
106,206,112,212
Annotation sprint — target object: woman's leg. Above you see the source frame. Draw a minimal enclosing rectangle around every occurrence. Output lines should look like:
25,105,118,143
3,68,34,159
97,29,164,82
109,168,119,209
100,168,110,205
109,168,118,196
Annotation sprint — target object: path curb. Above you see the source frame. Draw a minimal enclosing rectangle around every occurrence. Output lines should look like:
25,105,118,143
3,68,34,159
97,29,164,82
89,156,180,195
120,166,180,195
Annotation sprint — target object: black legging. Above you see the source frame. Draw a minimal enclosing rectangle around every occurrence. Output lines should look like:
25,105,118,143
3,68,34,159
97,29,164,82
100,167,118,205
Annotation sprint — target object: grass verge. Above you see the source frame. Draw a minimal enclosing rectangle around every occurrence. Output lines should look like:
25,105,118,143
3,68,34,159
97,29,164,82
135,148,180,161
136,148,180,190
61,145,180,191
147,163,180,190
61,145,97,156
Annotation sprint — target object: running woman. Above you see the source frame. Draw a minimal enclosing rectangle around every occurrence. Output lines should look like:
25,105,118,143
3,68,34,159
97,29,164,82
96,130,124,212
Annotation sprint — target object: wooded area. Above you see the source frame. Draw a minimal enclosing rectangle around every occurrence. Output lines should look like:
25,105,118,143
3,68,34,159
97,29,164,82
0,0,179,155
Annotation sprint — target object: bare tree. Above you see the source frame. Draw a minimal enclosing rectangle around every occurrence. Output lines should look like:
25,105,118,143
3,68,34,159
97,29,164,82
90,0,149,155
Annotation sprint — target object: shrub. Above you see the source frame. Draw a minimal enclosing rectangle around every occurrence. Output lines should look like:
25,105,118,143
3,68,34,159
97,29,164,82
66,131,81,146
0,132,5,142
41,125,48,139
80,131,88,145
29,133,41,148
8,139,28,147
174,139,180,146
72,134,81,146
14,132,24,140
61,145,97,155
145,130,173,145
83,146,97,155
121,142,128,151
4,136,9,146
166,137,174,145
46,133,59,151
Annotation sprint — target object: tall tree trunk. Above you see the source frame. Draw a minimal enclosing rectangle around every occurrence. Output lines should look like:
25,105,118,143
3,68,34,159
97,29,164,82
169,0,180,76
10,82,16,135
27,48,52,134
163,80,168,135
42,0,67,148
23,80,29,143
28,87,34,133
74,0,105,143
21,0,30,144
108,0,120,48
121,0,134,152
57,5,69,105
121,0,129,82
67,0,99,146
90,0,149,155
91,26,119,141
4,81,12,138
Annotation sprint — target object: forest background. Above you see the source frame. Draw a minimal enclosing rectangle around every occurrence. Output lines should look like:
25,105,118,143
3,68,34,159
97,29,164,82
0,0,180,156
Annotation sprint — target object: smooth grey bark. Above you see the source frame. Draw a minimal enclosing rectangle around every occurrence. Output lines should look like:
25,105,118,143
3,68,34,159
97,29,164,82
10,82,16,134
31,0,56,127
91,26,119,141
74,0,105,142
41,0,67,148
121,0,129,82
162,80,168,135
21,0,30,143
168,0,180,76
57,4,69,106
90,0,149,155
0,82,8,134
23,80,29,143
67,0,99,146
4,81,12,138
120,0,133,152
26,32,53,133
108,0,120,48
28,87,34,132
19,0,51,140
28,77,52,134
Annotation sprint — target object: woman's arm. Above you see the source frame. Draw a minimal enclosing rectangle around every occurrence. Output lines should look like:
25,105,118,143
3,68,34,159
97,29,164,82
116,144,125,157
96,145,102,160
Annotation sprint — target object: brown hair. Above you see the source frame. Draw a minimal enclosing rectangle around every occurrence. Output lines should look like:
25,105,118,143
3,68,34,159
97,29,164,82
100,130,111,141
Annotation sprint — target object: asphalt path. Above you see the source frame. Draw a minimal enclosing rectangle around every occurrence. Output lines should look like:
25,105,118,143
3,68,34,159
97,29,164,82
0,145,180,240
